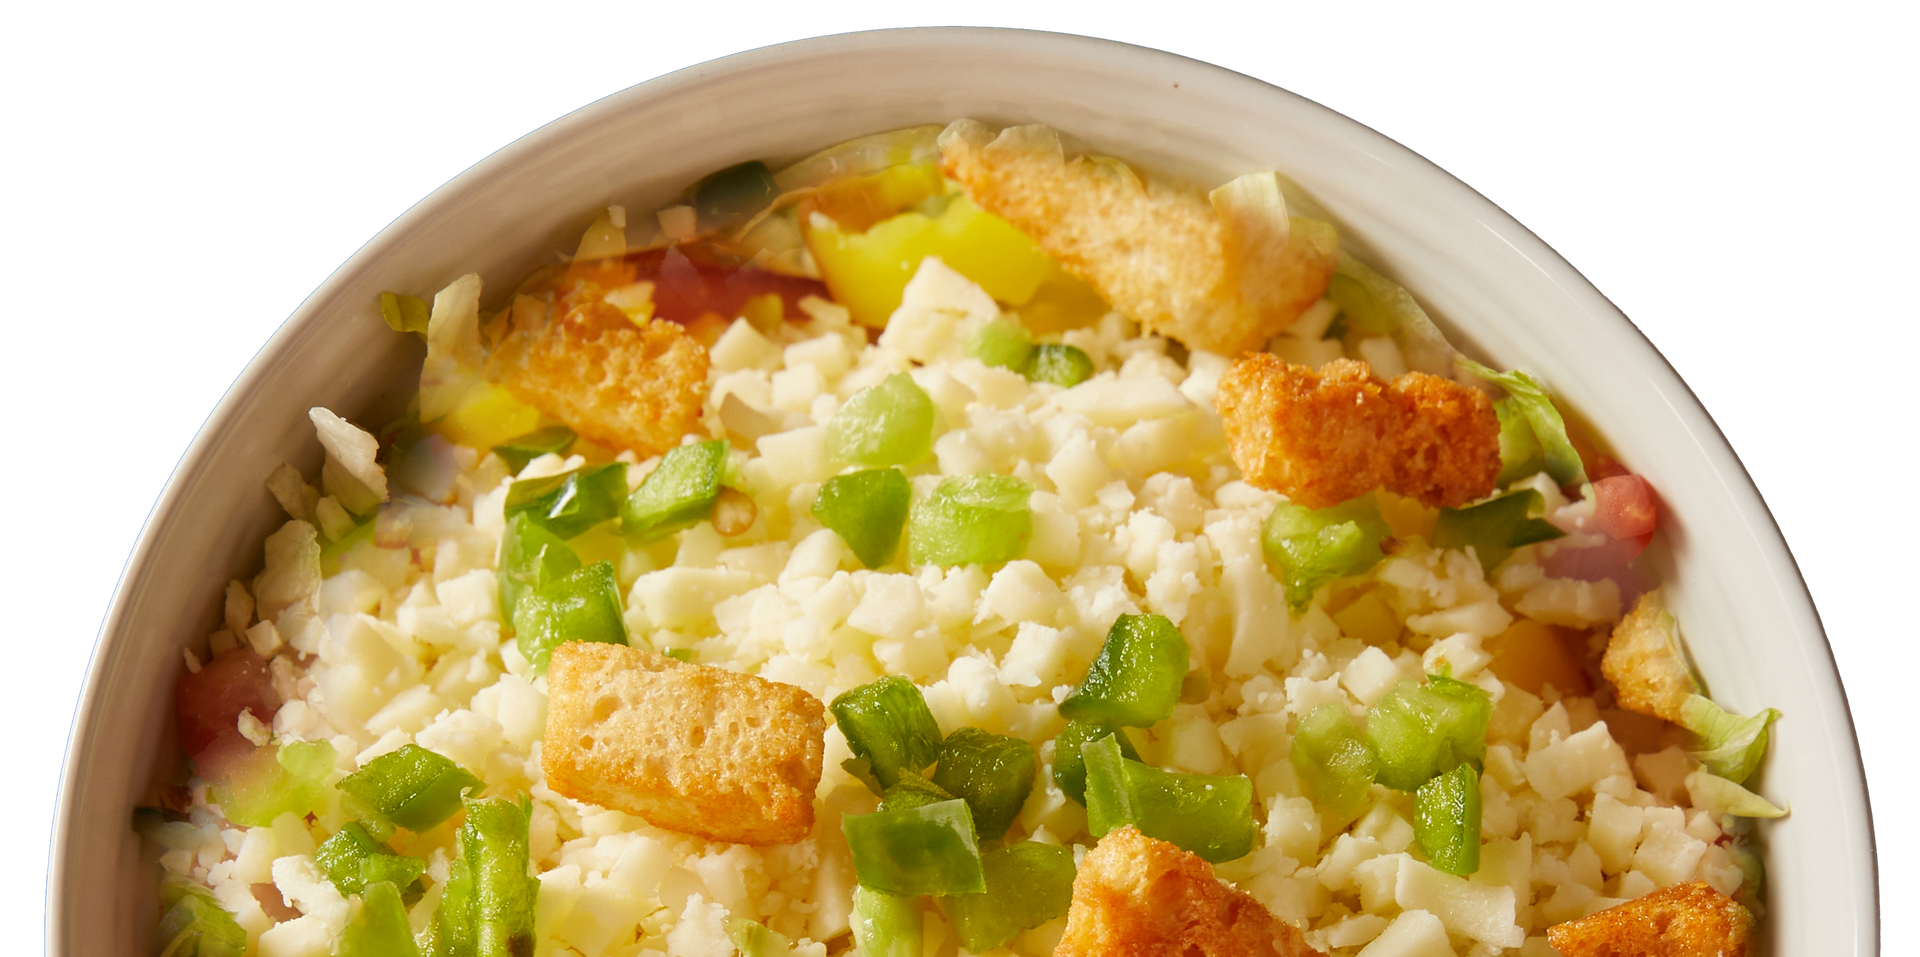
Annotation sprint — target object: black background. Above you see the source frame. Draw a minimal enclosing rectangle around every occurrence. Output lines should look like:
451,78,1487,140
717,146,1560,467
63,24,1873,883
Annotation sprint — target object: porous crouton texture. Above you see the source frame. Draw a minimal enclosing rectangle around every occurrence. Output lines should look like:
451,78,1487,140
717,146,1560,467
1547,881,1752,956
1603,589,1698,723
940,122,1337,355
489,299,708,457
542,641,827,846
1055,828,1322,957
1214,354,1499,509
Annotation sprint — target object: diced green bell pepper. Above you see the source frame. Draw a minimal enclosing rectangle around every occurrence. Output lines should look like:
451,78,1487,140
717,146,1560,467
1082,735,1256,863
622,440,729,543
827,374,936,467
155,880,247,957
433,797,538,957
315,822,427,901
812,467,911,568
831,676,945,792
1262,494,1392,611
909,473,1033,567
1025,344,1094,387
337,744,483,834
725,916,791,957
1414,761,1482,876
850,886,923,957
878,774,954,812
1058,614,1190,728
939,842,1077,953
842,798,986,896
1290,703,1379,817
966,318,1037,371
214,739,337,828
1431,489,1564,574
1051,720,1141,805
497,513,582,625
505,462,627,540
511,560,628,675
931,727,1036,842
490,425,577,474
339,880,422,957
1365,676,1494,792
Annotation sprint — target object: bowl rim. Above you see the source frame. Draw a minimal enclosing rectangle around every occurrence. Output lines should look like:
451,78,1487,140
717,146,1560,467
50,24,1878,956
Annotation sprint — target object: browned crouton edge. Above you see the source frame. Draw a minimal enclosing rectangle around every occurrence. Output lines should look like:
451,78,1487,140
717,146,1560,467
542,642,826,846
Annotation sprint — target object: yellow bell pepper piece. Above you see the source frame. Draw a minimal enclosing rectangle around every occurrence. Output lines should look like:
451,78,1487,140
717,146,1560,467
435,380,543,452
808,195,1056,328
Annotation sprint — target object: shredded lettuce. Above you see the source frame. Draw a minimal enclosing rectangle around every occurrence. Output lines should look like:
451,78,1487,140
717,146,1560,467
1685,770,1788,819
1457,359,1586,487
1680,694,1780,785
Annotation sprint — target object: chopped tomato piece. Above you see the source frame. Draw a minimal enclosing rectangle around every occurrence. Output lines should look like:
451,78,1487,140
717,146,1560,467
176,649,280,767
1593,474,1657,540
546,239,830,329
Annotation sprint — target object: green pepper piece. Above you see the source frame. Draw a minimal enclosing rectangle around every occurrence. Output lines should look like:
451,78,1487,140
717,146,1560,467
831,676,944,792
315,822,427,901
1414,761,1482,876
842,798,986,896
337,744,484,834
430,831,474,957
1051,720,1141,806
1457,359,1586,487
213,739,337,828
451,797,538,957
1059,614,1190,728
1290,703,1380,817
812,467,911,568
1025,343,1094,387
491,425,577,474
725,917,791,957
931,728,1036,842
908,473,1033,567
965,318,1037,371
511,560,628,675
622,440,729,543
939,842,1077,953
694,160,778,230
1431,489,1565,574
497,513,582,625
505,462,627,540
878,774,954,812
339,880,423,957
1365,676,1494,792
155,880,247,957
1081,735,1256,864
380,292,431,336
828,373,937,467
1261,494,1392,611
850,886,923,957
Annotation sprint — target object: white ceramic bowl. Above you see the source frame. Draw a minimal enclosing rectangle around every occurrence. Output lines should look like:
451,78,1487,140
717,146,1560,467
51,27,1875,955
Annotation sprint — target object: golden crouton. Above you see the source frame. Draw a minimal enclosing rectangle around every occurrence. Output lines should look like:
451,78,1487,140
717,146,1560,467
1055,828,1322,957
488,298,708,458
542,642,827,846
1547,881,1753,956
940,122,1338,356
1603,589,1699,723
1214,354,1499,509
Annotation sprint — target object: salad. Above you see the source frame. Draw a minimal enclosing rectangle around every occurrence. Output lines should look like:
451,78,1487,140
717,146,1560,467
141,120,1784,957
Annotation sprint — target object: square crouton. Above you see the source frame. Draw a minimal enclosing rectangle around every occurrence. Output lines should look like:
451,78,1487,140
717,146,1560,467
1547,881,1753,956
542,642,826,845
1055,827,1322,957
1602,589,1698,723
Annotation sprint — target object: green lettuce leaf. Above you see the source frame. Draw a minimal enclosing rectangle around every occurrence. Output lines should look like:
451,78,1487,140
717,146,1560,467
1457,359,1586,487
1680,694,1780,785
